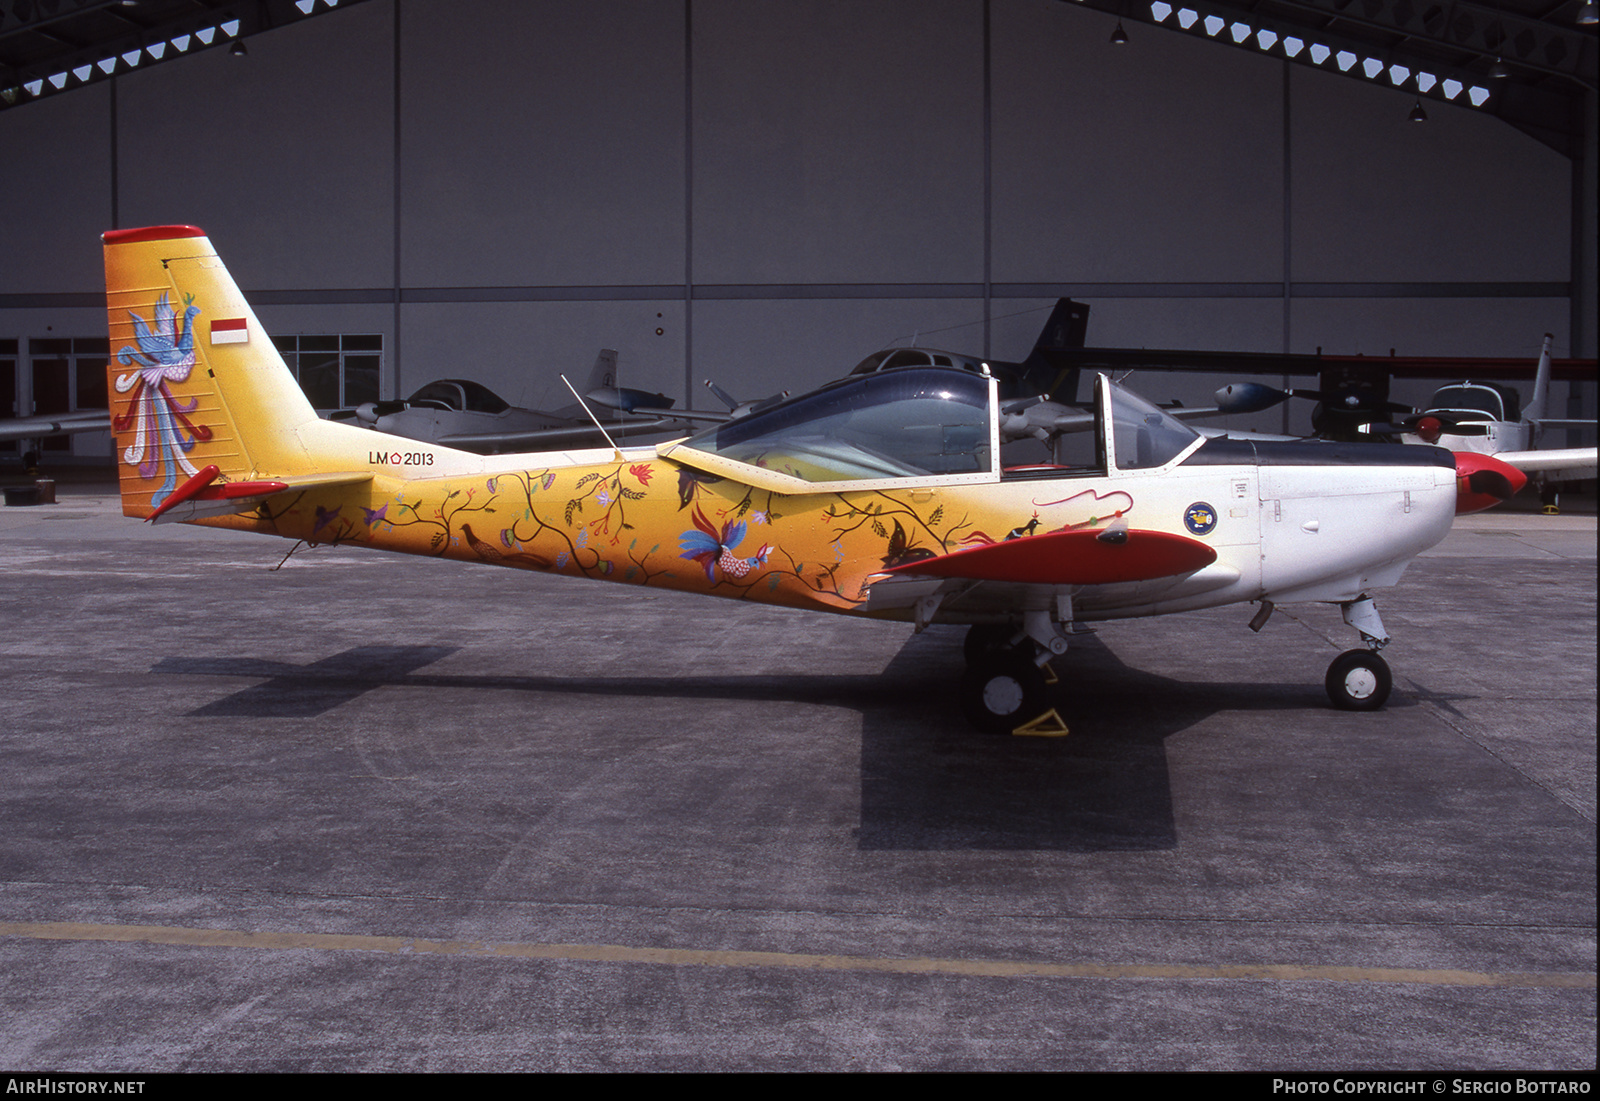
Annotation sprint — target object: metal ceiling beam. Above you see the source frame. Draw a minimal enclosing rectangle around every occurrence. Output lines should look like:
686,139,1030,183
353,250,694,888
1,0,372,112
1065,0,1596,156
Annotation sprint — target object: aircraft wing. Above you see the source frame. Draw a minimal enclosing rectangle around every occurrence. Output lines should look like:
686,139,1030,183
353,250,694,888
1050,346,1598,382
0,409,109,441
1494,448,1598,480
656,408,734,424
999,403,1270,446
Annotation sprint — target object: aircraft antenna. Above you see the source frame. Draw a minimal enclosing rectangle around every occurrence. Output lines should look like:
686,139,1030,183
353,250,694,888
560,373,624,459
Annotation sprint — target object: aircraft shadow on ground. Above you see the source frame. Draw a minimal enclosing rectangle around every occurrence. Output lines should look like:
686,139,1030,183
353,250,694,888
852,627,1367,852
153,630,1391,852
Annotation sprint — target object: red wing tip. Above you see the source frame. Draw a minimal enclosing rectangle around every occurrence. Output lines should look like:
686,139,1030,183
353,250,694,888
102,225,206,245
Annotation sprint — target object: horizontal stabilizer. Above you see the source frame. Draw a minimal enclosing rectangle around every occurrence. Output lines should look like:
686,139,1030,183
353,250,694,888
148,465,373,524
878,527,1218,586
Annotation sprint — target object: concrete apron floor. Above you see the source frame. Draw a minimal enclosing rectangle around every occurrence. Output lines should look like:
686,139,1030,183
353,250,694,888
0,480,1593,1071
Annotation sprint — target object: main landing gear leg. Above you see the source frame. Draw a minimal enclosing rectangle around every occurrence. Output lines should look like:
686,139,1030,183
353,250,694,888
960,610,1069,734
1325,595,1393,711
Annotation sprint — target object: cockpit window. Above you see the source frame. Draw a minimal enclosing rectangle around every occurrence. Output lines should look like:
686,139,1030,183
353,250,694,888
880,350,930,370
456,380,511,414
1106,379,1200,469
850,351,892,375
409,381,463,409
1430,385,1508,422
408,379,510,414
680,367,993,482
850,349,982,376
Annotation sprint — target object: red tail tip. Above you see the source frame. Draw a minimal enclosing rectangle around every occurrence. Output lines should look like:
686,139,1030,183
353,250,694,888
103,225,206,245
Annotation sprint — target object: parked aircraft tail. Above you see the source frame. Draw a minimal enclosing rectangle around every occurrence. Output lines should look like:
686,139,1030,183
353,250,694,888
1524,332,1554,425
103,226,404,522
1015,297,1089,402
586,348,620,393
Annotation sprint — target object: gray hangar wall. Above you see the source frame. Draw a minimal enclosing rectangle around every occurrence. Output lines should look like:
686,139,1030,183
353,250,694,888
0,0,1582,458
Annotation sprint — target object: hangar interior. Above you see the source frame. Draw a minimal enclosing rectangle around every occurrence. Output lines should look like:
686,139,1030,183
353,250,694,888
1,0,1595,464
1,2,1595,1072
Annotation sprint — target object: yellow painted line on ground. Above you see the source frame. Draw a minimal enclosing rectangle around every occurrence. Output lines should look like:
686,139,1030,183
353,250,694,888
1,921,1592,989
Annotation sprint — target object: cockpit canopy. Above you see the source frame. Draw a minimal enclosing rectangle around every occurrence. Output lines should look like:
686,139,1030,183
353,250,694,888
407,379,511,415
664,366,1199,493
849,348,986,376
1427,382,1517,424
679,367,993,485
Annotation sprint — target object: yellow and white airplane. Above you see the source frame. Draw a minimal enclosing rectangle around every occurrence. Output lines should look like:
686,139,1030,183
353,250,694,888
103,225,1526,732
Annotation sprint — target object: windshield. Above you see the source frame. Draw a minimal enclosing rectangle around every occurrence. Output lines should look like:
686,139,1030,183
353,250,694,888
1106,378,1200,469
681,367,993,483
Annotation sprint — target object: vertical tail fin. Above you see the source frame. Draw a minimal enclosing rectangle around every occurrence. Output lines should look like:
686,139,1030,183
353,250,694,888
1524,332,1554,424
585,348,620,392
104,226,320,518
1016,297,1089,402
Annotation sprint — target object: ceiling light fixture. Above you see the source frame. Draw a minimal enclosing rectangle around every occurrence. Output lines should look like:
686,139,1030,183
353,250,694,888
1110,20,1129,43
1408,99,1428,122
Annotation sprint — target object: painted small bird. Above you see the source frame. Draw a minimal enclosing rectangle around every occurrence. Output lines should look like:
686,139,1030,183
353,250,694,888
678,506,771,581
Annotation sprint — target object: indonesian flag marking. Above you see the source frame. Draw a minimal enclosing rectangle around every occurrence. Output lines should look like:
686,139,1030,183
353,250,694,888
210,317,249,344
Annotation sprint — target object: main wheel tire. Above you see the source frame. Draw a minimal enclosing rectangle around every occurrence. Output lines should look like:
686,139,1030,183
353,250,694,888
961,656,1049,733
963,623,1017,666
1325,649,1392,711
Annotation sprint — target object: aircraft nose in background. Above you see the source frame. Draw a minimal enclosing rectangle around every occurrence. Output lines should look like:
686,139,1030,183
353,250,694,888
1452,451,1529,514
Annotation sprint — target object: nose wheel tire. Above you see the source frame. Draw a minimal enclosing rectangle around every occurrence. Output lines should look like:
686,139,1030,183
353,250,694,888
1325,649,1392,711
961,656,1049,733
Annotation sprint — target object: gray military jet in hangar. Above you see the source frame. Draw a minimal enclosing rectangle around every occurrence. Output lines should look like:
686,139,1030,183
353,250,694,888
847,299,1291,465
328,350,705,454
0,409,110,443
1,409,112,471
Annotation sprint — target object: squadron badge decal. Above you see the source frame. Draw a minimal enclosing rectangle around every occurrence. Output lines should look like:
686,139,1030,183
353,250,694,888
1184,501,1218,536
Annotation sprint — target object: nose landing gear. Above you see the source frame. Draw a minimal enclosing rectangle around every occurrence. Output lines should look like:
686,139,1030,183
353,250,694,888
1325,595,1393,711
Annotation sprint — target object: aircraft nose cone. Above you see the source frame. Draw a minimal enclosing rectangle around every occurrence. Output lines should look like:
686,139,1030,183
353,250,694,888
1452,451,1528,514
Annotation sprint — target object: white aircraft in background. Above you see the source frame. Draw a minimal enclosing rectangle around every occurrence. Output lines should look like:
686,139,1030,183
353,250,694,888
1381,335,1596,508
